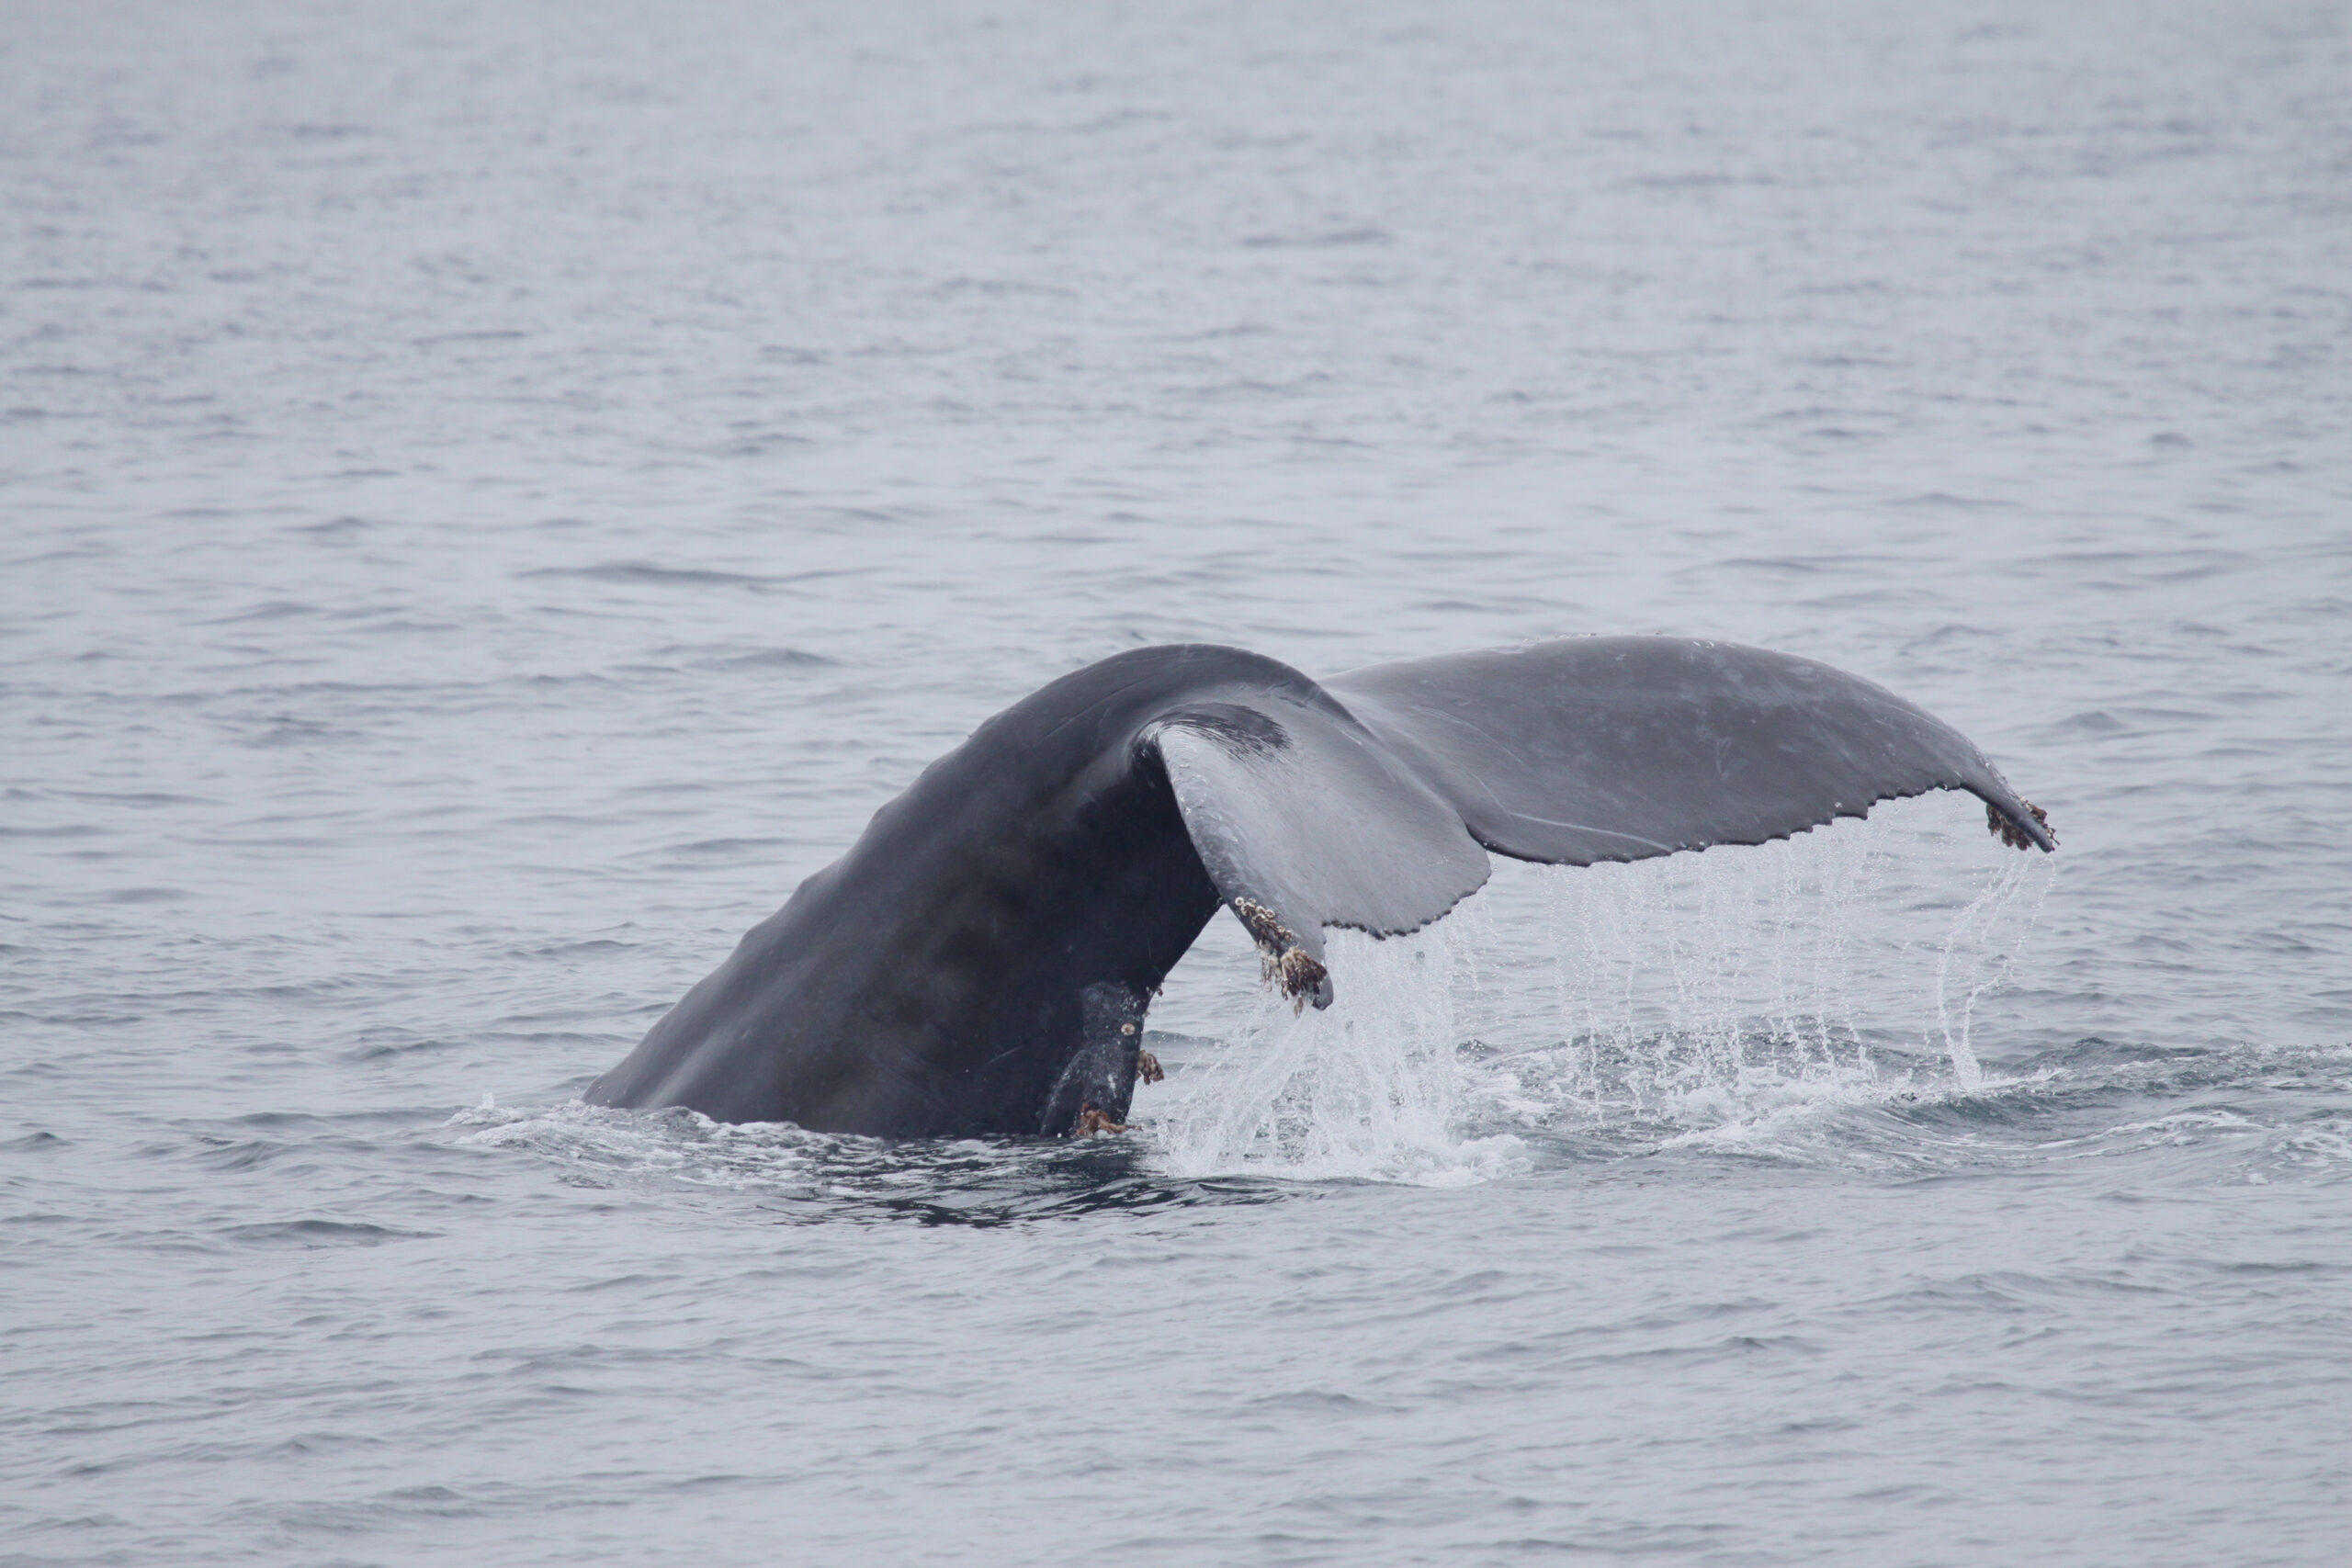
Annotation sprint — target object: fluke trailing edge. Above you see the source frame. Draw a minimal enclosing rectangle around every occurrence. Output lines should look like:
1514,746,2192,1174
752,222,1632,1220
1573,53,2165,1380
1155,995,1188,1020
585,639,2055,1138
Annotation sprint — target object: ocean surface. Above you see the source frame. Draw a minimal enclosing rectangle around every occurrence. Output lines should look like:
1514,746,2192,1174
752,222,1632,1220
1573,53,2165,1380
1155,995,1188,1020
5,2,2349,1563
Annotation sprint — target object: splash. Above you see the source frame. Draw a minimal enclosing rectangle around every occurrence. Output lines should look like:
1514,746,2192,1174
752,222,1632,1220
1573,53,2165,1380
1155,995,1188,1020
1148,798,2057,1180
1146,926,1528,1187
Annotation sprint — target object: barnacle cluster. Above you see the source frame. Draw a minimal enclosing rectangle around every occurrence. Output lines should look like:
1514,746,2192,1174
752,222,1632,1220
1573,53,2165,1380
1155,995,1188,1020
1986,798,2056,852
1232,897,1292,951
1232,896,1327,1010
1073,1105,1128,1136
1277,948,1329,1009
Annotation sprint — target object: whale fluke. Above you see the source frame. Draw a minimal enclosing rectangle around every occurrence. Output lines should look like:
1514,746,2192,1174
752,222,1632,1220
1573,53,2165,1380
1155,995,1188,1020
584,639,2052,1136
1329,638,2054,862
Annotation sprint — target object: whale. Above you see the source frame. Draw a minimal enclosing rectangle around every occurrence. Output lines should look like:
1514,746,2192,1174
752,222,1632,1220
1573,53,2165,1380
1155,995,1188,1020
584,638,2054,1137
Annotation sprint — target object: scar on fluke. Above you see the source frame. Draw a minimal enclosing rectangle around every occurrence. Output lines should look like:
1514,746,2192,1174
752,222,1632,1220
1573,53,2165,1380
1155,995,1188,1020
1118,1020,1164,1084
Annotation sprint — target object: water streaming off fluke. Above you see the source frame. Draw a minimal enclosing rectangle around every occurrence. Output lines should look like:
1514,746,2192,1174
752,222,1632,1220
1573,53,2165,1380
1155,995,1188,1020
1148,798,2058,1180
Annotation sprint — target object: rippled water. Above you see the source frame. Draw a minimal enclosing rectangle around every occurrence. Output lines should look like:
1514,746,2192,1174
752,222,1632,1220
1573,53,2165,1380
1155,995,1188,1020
6,2,2350,1563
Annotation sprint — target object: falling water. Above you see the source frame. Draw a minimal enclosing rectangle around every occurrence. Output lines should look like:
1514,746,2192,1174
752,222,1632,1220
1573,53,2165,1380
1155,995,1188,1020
1933,854,2051,1092
1149,799,2057,1177
1148,926,1527,1185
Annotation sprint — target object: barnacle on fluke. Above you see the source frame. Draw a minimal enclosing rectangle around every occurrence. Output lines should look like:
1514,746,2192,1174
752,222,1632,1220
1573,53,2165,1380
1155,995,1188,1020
1230,896,1329,1010
1277,948,1330,1011
1988,798,2056,851
1232,896,1294,952
1073,1106,1128,1136
586,637,2056,1137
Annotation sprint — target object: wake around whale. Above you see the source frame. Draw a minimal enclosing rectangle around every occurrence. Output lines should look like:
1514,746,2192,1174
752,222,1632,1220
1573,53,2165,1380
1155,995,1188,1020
584,638,2055,1138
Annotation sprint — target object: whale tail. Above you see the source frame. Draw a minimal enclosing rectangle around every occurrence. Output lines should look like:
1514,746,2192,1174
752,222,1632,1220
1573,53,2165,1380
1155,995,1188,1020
1148,637,2053,1009
587,637,2054,1135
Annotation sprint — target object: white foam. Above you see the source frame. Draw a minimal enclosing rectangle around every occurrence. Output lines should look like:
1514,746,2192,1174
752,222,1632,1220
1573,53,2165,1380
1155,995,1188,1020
445,1098,857,1194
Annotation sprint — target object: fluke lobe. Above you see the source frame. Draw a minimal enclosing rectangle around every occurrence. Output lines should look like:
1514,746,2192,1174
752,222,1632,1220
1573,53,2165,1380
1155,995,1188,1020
585,639,2054,1137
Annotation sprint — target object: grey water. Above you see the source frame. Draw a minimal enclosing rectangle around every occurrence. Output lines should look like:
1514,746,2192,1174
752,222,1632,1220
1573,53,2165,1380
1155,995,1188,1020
5,1,2350,1562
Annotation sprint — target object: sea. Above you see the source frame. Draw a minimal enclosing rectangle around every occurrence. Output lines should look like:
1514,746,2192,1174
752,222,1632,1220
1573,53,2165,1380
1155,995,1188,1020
5,2,2349,1563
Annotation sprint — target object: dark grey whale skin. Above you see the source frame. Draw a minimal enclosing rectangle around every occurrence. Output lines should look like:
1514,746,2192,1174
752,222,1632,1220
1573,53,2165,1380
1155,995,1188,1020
585,639,2053,1138
585,647,1306,1135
